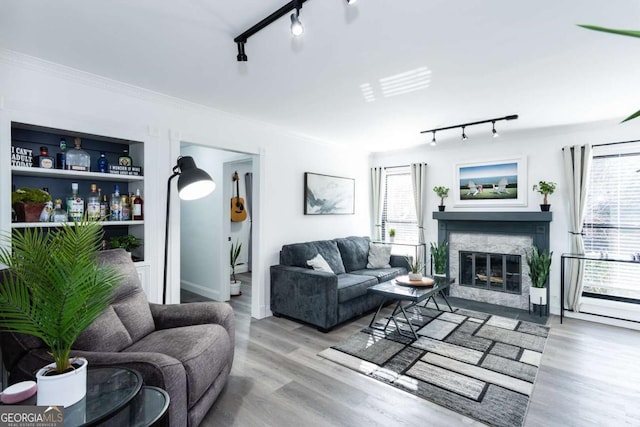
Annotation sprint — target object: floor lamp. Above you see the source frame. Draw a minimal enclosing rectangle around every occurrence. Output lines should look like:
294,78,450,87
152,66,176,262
164,156,216,304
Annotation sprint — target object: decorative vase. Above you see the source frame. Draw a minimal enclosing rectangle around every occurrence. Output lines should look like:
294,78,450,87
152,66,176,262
540,204,550,212
408,273,422,281
389,236,395,242
438,205,445,212
529,286,547,305
12,202,46,222
36,357,88,407
230,280,241,296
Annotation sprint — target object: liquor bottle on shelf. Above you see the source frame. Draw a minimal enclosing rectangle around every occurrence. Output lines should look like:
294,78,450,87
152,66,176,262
66,137,91,171
132,188,144,220
39,187,53,222
99,189,110,221
35,146,55,169
66,182,84,221
86,184,101,221
57,138,67,170
121,192,130,221
118,149,133,166
51,199,68,222
110,185,122,221
97,152,109,173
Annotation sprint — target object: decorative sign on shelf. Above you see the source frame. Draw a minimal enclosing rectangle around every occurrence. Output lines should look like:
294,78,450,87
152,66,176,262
109,165,143,176
11,145,33,167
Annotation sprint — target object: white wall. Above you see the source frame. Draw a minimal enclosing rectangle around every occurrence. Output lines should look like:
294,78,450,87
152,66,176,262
371,120,640,315
0,50,371,318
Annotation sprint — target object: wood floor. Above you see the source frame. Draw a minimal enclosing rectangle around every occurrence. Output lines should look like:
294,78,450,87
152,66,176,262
185,274,640,427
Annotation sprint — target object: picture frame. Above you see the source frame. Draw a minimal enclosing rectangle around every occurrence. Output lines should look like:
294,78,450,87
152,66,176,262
304,172,355,215
453,157,527,207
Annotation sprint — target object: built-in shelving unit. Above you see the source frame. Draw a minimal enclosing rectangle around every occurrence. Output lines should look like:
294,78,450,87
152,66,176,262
10,122,146,262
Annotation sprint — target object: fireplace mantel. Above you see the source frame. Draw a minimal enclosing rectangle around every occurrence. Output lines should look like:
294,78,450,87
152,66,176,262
433,211,552,223
433,211,552,251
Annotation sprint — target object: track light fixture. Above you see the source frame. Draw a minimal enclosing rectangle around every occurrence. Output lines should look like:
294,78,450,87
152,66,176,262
346,0,358,4
420,114,518,144
430,131,437,146
233,0,310,61
290,8,304,36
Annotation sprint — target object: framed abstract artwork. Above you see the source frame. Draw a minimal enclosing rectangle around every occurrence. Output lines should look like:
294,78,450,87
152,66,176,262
304,172,355,215
453,157,527,207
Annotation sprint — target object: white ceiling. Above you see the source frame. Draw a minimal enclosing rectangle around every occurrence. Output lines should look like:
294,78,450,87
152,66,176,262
1,0,640,152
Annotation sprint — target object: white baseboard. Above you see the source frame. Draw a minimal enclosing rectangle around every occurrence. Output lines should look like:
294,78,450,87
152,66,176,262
564,309,640,331
180,279,221,301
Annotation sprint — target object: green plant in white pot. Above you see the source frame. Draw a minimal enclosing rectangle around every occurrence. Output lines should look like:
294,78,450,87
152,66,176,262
430,241,448,276
0,221,121,407
526,247,552,306
405,256,425,281
230,240,243,296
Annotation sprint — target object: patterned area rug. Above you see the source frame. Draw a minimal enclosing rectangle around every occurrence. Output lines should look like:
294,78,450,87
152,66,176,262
318,304,549,427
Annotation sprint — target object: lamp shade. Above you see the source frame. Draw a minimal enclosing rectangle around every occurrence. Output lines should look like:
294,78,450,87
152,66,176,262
176,156,215,200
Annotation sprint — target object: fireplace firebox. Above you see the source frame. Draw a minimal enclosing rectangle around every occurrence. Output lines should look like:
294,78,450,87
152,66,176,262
459,251,522,294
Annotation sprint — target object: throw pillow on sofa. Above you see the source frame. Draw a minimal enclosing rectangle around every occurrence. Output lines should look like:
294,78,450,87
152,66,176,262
307,253,334,273
366,243,392,269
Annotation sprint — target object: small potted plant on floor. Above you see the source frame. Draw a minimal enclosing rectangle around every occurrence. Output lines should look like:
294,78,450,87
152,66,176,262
389,228,396,242
230,240,243,296
430,240,448,277
433,186,450,212
11,187,51,222
526,246,552,306
0,221,122,407
532,181,557,211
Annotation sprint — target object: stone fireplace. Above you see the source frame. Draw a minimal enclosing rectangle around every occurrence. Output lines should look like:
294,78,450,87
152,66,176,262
433,211,552,310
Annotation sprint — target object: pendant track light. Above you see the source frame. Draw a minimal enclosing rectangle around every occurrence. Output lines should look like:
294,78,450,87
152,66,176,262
290,9,304,36
421,114,518,145
346,0,357,4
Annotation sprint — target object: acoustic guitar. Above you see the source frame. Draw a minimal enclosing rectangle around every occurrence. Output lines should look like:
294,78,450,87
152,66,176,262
231,171,247,222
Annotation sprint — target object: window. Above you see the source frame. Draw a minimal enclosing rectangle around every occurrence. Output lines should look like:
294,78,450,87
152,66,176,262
582,144,640,303
381,167,419,243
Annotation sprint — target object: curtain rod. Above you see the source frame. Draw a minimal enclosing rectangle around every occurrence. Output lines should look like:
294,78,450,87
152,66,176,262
562,139,640,150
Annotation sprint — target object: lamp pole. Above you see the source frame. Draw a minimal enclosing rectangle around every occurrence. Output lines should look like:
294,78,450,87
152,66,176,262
163,170,180,305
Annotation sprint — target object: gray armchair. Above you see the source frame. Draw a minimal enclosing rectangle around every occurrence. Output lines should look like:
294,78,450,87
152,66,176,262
1,249,234,427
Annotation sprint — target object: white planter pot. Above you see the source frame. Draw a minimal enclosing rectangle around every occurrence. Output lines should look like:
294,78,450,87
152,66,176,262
408,273,422,281
36,357,88,407
529,286,547,305
230,280,242,296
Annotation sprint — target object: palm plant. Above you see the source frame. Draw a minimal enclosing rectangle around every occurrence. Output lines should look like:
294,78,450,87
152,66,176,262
526,247,553,288
0,221,122,374
430,241,448,275
230,240,242,283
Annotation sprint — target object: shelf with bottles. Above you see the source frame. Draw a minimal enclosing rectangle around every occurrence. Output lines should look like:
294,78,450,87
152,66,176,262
11,122,144,178
11,165,144,182
11,220,144,229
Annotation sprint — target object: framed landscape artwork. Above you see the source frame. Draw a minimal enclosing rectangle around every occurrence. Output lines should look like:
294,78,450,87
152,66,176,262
304,172,355,215
453,157,527,207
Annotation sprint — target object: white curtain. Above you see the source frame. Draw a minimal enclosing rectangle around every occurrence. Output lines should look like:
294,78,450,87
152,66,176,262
411,163,428,265
562,144,593,312
370,167,385,241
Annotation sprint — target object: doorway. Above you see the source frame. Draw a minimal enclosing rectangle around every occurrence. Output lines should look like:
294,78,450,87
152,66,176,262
178,144,256,308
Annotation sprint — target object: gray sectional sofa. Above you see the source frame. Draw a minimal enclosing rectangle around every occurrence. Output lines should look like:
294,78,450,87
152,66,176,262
270,236,408,331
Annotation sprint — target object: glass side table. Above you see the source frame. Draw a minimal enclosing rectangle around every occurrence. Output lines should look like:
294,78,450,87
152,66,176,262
98,386,170,427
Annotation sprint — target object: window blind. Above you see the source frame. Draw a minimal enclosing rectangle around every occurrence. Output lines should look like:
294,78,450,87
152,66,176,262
582,151,640,302
382,167,419,243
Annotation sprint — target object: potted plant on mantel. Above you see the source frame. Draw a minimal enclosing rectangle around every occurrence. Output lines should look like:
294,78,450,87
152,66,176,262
230,240,243,296
0,221,122,407
526,246,552,307
11,187,52,222
433,186,450,212
532,181,557,212
430,240,448,277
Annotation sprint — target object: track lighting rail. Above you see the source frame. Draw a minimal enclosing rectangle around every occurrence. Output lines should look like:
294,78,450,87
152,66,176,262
234,0,309,61
420,115,518,134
